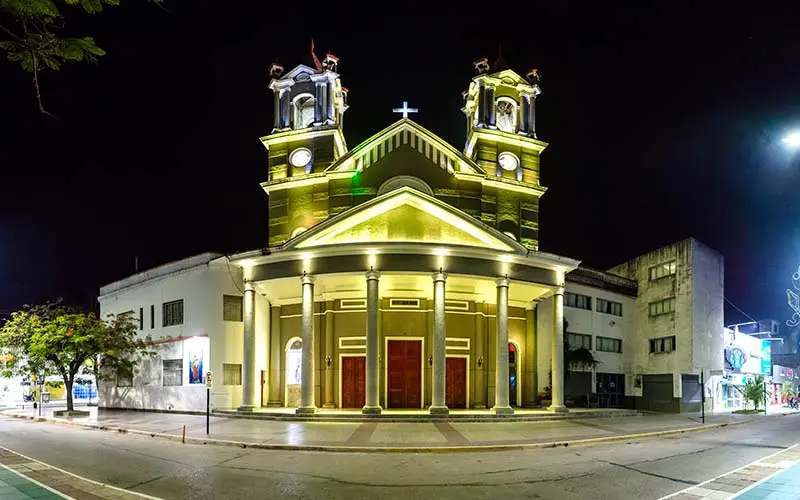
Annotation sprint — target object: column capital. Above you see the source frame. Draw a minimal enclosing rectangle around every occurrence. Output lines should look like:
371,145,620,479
496,276,510,288
554,285,565,296
244,281,255,292
365,269,381,281
526,298,542,311
301,274,315,286
432,271,447,283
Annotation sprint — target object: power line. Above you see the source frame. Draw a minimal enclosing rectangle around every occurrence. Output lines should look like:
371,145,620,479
724,296,757,324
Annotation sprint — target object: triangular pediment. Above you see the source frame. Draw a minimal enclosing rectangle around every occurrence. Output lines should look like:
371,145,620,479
489,69,530,86
325,119,485,176
286,186,522,253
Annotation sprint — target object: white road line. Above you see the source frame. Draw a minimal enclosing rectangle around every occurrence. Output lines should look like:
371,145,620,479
0,445,165,499
656,443,799,499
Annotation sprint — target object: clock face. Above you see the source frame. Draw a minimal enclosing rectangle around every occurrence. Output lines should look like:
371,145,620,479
289,148,312,167
498,152,519,171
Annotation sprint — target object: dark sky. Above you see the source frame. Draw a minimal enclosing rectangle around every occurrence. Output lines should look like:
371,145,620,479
2,1,800,326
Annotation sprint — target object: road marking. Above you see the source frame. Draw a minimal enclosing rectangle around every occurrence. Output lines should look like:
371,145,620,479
656,443,799,499
0,445,164,499
0,461,74,499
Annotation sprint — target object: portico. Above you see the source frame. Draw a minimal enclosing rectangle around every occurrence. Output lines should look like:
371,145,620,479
233,186,578,415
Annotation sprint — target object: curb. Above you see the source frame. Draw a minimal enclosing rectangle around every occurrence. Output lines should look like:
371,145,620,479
1,411,782,453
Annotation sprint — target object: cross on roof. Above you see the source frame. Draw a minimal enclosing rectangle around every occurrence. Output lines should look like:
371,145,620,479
392,101,418,119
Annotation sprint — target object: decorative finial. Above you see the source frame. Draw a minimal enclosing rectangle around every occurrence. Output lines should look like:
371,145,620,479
269,61,284,79
473,57,490,75
526,68,541,85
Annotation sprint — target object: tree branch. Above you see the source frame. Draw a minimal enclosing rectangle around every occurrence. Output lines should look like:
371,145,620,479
31,54,58,119
0,22,21,41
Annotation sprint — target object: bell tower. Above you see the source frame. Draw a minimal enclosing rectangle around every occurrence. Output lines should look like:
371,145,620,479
461,57,546,251
461,57,544,184
261,42,349,182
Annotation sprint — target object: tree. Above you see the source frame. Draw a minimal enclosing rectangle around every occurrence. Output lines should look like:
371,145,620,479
781,381,796,403
0,301,151,412
736,374,770,411
0,0,163,116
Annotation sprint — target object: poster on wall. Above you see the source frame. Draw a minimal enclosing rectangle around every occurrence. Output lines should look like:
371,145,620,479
724,330,772,376
188,350,204,384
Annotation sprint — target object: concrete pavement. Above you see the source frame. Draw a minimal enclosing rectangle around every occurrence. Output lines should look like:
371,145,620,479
2,405,798,452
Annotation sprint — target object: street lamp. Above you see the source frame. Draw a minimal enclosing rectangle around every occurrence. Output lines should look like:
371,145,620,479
783,131,800,148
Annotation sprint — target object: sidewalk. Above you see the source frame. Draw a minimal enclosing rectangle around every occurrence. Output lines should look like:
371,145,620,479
3,406,798,452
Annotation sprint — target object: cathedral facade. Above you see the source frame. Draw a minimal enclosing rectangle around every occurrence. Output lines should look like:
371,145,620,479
98,48,724,415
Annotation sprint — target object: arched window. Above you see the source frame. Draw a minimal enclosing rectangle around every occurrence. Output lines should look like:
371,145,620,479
293,94,316,129
495,97,518,133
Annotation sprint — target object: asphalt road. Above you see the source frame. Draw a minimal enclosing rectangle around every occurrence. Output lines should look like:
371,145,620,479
0,414,797,500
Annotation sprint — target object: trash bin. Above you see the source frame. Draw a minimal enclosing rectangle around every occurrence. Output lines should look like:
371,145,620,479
40,392,51,404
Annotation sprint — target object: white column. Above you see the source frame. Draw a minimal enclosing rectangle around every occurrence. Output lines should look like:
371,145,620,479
238,282,257,411
323,300,335,408
429,272,449,415
363,270,382,414
548,286,568,412
493,277,514,415
296,275,316,414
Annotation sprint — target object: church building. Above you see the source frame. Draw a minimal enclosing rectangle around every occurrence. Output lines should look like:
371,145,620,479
97,48,725,415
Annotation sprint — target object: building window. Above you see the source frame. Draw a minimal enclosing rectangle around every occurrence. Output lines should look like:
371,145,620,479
495,97,518,134
150,305,155,329
389,299,420,309
596,336,622,353
649,260,677,281
649,336,677,354
565,292,591,310
340,299,366,309
567,332,592,350
648,297,675,316
139,307,144,330
596,298,623,316
223,363,242,386
445,300,469,311
162,300,184,327
223,295,243,322
293,94,316,129
116,373,133,387
162,359,183,386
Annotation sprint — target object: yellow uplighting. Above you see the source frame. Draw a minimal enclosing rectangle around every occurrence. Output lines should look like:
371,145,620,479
295,189,516,251
262,175,328,194
367,248,378,268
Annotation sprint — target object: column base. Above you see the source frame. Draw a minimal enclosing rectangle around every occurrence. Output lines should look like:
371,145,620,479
547,404,569,413
322,403,336,409
492,405,514,415
266,400,282,408
295,406,317,415
237,405,258,413
428,405,450,415
362,405,383,415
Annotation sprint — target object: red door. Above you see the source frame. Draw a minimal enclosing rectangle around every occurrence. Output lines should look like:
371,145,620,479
387,340,422,408
342,357,366,408
446,357,467,409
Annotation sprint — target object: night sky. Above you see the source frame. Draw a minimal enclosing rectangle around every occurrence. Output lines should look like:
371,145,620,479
2,2,800,326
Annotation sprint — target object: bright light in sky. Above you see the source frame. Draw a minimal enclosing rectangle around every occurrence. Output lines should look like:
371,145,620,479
783,132,800,148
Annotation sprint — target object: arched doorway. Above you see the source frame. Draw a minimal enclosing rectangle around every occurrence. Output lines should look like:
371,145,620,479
285,337,302,407
509,342,521,407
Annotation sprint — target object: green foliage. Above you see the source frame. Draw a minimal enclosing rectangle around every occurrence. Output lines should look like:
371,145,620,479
0,300,152,410
0,0,162,114
735,375,770,411
781,381,796,400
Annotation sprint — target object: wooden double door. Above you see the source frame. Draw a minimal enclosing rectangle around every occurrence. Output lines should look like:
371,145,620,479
341,356,366,408
387,340,422,408
445,357,467,409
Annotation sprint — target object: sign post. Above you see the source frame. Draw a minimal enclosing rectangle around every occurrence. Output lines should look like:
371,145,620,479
700,370,705,424
205,371,213,435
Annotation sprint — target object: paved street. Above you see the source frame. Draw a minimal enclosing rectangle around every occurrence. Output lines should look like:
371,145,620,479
2,413,800,499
